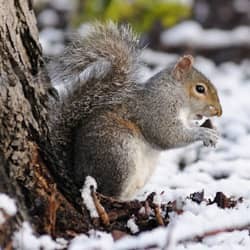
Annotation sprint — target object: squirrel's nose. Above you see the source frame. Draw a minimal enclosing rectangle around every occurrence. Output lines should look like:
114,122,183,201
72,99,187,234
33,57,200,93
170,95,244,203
216,106,222,117
209,105,222,117
216,103,223,117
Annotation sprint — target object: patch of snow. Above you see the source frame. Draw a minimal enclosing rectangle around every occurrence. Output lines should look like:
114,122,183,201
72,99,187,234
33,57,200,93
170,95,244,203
50,0,76,12
114,227,167,250
153,193,162,206
37,9,60,27
0,193,16,224
161,21,250,48
80,176,98,218
170,202,250,243
127,217,139,234
141,49,178,68
69,230,113,250
39,28,64,56
68,234,88,250
112,200,250,250
13,222,63,250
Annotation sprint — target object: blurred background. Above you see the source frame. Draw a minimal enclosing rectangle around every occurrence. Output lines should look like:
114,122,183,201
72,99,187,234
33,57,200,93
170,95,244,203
34,0,250,64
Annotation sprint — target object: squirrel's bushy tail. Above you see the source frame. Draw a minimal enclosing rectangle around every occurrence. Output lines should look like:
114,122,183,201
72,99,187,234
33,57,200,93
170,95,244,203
49,21,141,105
48,21,142,156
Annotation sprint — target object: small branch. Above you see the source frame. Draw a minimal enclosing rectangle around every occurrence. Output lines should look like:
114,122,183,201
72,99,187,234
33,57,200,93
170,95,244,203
91,188,110,226
154,204,164,226
46,184,60,237
178,224,250,245
0,208,11,232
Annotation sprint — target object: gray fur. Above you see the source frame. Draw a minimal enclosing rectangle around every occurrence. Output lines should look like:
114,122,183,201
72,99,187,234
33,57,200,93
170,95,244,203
78,60,111,85
48,21,221,199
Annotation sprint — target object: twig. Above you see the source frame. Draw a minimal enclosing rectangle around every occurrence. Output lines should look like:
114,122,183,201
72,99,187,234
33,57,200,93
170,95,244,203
47,184,60,236
154,204,164,226
0,208,11,231
163,223,250,249
179,224,250,244
91,189,110,226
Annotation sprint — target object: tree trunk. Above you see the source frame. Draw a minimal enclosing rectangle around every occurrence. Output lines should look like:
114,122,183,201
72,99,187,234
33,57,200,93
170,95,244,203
0,0,90,247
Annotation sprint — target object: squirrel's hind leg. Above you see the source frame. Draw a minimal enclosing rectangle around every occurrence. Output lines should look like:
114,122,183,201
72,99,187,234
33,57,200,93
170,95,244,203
72,119,138,199
72,111,159,200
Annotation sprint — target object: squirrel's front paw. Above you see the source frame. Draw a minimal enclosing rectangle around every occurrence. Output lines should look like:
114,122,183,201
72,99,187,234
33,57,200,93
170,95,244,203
197,127,219,147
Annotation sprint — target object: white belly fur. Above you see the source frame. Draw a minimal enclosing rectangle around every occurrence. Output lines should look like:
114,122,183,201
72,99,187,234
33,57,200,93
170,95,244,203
120,139,160,200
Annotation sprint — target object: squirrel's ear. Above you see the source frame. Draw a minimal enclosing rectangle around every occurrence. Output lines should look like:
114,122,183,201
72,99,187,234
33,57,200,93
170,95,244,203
172,55,194,81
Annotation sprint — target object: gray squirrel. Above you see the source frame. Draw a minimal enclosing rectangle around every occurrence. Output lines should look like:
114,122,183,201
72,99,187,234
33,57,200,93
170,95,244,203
48,21,222,200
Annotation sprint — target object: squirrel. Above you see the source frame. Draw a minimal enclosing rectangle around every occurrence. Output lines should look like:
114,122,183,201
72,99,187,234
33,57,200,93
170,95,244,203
48,21,222,200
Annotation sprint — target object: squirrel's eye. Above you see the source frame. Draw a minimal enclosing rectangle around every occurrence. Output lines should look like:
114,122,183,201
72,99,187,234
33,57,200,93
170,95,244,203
195,85,205,94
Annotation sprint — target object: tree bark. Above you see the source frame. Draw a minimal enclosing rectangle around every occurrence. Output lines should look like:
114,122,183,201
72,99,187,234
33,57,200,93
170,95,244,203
0,0,90,247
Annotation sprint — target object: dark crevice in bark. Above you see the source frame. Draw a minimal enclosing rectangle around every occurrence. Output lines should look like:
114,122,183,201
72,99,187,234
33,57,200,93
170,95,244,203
3,42,45,141
20,24,42,75
14,0,42,75
14,0,25,20
5,25,15,51
27,0,33,11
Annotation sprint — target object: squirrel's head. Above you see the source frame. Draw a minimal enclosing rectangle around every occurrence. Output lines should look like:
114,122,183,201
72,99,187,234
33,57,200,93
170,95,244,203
172,55,222,120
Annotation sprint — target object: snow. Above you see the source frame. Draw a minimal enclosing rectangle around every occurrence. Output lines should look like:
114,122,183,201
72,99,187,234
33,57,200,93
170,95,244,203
37,9,60,27
114,227,168,250
127,217,139,234
50,0,76,12
153,193,162,206
39,28,65,56
161,21,250,48
69,230,113,250
80,176,99,218
13,222,64,250
66,201,250,249
0,193,16,224
33,0,76,11
170,201,250,243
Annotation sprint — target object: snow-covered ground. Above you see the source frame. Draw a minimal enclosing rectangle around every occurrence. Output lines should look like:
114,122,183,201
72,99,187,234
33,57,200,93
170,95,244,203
161,21,250,48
